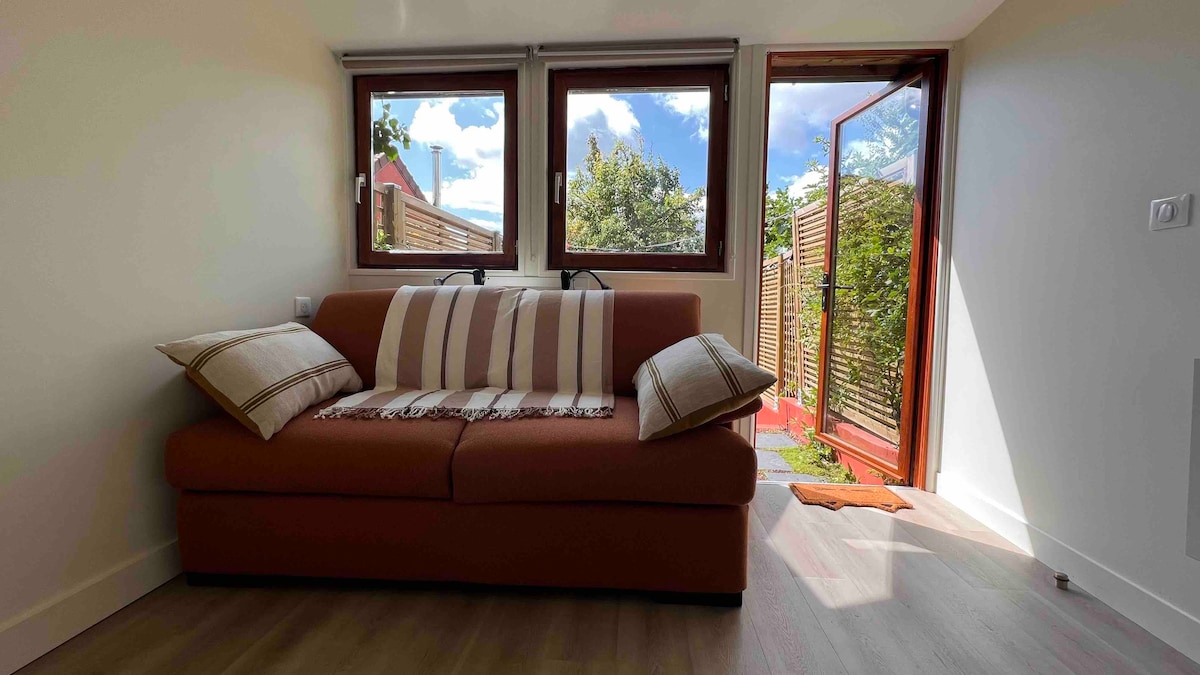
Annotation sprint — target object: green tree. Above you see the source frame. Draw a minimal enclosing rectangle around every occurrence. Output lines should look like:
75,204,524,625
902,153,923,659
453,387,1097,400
373,103,412,161
567,134,704,253
850,89,919,177
801,89,919,193
762,185,806,259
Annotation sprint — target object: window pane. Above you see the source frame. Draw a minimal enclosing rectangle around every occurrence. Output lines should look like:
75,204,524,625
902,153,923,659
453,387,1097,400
370,91,505,254
565,87,709,255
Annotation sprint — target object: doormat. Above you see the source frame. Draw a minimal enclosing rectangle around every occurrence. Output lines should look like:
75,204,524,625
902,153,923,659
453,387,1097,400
789,484,913,513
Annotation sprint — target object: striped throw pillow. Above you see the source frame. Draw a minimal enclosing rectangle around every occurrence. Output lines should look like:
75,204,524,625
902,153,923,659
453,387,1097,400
633,334,776,441
157,322,362,440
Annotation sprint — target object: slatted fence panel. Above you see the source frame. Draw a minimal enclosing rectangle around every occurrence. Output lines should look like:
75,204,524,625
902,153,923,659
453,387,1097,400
374,184,501,253
759,196,903,445
757,258,781,405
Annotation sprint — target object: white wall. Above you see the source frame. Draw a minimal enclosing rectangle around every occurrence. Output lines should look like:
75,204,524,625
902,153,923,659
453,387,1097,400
0,1,347,670
939,0,1200,660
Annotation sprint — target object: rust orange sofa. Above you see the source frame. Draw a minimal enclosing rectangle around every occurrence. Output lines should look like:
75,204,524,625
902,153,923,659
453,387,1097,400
165,290,759,604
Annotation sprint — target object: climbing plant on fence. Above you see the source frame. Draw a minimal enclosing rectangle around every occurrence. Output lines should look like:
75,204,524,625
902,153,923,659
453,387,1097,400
823,176,915,423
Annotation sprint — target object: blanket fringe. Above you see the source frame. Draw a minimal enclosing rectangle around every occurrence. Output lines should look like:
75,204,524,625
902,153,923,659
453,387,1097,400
315,405,614,422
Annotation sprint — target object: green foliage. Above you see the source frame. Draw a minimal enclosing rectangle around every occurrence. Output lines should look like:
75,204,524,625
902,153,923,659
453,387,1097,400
375,227,394,251
566,134,705,253
373,103,412,162
774,445,858,484
846,91,919,178
828,176,915,420
762,185,806,259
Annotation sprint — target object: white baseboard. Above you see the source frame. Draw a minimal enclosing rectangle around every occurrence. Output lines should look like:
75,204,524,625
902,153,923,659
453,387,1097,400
0,540,180,674
936,472,1200,664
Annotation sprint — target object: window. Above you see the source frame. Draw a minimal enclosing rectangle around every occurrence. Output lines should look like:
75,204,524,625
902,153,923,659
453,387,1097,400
354,71,518,269
548,65,730,272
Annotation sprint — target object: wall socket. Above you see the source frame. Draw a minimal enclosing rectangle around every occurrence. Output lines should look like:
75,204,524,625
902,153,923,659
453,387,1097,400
294,297,312,318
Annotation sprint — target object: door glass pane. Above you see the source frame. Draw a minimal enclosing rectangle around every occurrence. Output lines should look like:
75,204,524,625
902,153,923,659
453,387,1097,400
565,87,710,254
822,82,923,468
369,91,505,254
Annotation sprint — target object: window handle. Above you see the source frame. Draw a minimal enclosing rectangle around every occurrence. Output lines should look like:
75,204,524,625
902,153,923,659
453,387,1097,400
355,173,366,205
553,172,563,205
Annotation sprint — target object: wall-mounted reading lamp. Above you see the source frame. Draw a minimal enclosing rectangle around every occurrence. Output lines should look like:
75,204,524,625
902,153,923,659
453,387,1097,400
560,269,611,290
435,268,486,286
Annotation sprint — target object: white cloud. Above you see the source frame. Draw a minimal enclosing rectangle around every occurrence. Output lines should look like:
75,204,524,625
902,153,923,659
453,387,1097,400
783,170,825,200
407,98,506,214
408,98,505,169
655,91,710,139
767,82,885,153
568,93,639,137
439,161,505,215
467,217,503,232
844,139,874,158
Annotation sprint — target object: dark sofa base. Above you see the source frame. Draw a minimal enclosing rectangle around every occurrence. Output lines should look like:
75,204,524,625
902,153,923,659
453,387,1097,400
177,491,749,597
184,572,743,607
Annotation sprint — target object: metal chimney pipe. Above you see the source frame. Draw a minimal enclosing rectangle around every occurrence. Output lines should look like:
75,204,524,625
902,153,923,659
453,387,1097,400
429,144,443,207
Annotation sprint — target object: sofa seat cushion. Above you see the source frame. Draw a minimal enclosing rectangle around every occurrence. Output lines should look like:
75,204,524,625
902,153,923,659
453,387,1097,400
166,400,466,499
451,397,757,506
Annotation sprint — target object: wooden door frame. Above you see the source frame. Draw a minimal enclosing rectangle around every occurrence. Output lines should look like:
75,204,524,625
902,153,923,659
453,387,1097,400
763,50,948,488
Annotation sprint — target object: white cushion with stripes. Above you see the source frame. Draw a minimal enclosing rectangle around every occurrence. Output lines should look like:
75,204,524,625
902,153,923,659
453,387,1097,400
156,322,362,440
633,334,776,441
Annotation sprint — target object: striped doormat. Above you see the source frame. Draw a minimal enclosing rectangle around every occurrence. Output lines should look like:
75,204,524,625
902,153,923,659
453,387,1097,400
790,484,913,513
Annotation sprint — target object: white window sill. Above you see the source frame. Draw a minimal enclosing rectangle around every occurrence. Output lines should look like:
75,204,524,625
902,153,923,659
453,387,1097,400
348,267,739,283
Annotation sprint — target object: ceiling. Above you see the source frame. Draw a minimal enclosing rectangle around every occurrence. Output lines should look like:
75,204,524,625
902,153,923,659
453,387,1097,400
295,0,1006,52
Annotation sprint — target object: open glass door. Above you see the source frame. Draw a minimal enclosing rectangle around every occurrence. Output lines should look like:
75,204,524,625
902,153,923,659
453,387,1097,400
814,65,936,483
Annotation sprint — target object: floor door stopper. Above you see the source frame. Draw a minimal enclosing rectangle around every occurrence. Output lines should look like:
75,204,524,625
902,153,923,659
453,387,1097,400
1054,572,1070,590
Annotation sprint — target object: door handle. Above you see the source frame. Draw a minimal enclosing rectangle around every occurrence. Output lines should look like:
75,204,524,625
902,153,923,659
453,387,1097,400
816,272,854,291
817,273,853,311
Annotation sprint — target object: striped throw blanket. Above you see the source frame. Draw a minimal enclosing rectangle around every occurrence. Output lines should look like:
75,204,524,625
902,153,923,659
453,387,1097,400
317,286,615,421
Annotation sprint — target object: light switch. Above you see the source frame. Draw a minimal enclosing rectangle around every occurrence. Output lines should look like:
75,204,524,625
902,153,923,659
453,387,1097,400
1149,194,1191,231
294,297,312,318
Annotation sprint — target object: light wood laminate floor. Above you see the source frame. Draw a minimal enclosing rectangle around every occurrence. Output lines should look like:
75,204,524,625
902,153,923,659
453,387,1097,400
20,485,1199,674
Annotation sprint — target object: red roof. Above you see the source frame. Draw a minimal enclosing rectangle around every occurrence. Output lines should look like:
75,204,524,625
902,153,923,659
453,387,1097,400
373,154,427,202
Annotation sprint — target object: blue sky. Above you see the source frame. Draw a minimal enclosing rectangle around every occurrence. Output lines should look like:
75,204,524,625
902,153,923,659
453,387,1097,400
372,94,506,231
765,81,889,198
372,80,889,232
564,90,709,188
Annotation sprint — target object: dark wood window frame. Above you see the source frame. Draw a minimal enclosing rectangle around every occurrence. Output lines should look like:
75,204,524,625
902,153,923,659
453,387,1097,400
354,71,519,270
547,65,730,272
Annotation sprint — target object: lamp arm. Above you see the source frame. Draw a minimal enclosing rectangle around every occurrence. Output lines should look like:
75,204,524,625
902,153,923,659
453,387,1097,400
561,269,611,290
435,268,486,286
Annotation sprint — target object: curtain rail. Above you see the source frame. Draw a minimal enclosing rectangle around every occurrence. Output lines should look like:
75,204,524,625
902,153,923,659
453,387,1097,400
341,39,738,70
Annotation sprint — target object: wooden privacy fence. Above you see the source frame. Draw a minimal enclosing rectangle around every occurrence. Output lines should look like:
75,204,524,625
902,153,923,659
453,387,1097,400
758,201,826,403
758,199,902,445
757,258,781,402
374,183,502,253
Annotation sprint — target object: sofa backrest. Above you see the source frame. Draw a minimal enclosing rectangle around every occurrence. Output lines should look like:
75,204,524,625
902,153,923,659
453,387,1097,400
310,288,702,397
